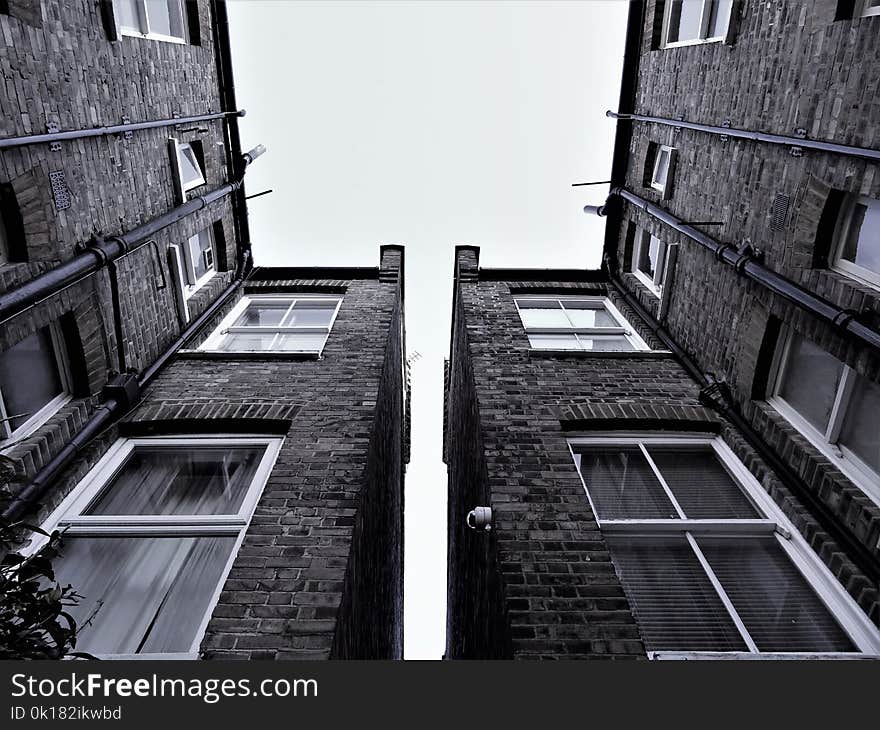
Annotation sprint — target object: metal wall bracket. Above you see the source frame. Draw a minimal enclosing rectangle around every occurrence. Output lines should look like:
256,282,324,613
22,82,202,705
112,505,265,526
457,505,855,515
794,127,807,139
789,146,804,157
120,115,132,140
47,121,61,151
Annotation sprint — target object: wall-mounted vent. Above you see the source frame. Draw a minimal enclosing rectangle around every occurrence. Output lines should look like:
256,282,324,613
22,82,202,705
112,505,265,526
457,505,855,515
49,170,71,210
770,193,790,231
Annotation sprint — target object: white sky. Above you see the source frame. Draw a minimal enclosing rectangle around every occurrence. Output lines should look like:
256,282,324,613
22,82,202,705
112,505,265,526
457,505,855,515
227,0,628,659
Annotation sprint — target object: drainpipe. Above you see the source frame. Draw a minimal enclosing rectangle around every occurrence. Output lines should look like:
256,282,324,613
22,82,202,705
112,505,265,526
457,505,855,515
1,248,253,524
0,110,245,152
586,188,880,353
607,111,880,163
0,144,265,326
604,257,880,587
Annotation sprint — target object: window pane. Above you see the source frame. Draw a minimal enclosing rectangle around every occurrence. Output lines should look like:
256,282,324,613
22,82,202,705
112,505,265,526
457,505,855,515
187,230,214,282
653,149,670,187
667,0,704,42
276,333,328,352
56,536,235,655
605,535,748,652
838,373,880,474
839,197,880,276
578,335,635,351
777,334,843,433
282,301,336,327
178,146,203,186
563,303,618,328
114,0,141,31
647,447,759,518
220,333,279,351
144,0,184,37
708,0,732,38
0,327,63,432
234,301,289,327
698,537,856,652
85,445,264,516
527,334,579,350
518,304,569,328
637,235,661,278
578,447,678,519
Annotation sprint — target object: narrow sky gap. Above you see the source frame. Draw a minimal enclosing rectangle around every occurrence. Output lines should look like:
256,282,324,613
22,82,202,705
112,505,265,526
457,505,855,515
227,0,628,658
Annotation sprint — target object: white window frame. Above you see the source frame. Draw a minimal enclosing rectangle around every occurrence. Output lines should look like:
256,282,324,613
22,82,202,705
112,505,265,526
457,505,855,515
200,293,344,355
568,433,880,659
0,323,72,447
513,295,651,352
830,194,880,291
861,0,880,18
171,227,217,309
169,138,206,203
767,329,880,508
660,0,732,49
631,230,672,298
650,145,675,195
114,0,188,44
27,435,283,660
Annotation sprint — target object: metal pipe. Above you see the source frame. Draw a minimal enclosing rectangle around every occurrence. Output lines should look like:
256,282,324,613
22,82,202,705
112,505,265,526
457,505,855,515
607,110,880,163
0,110,245,151
0,142,264,326
591,187,880,353
605,263,880,587
2,249,253,523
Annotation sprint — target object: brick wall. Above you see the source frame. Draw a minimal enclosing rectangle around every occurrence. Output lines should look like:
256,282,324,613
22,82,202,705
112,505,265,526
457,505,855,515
605,0,880,619
445,244,879,657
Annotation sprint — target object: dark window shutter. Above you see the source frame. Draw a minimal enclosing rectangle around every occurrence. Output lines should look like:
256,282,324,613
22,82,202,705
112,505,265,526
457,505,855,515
212,220,228,271
98,0,119,41
0,183,28,263
185,0,201,46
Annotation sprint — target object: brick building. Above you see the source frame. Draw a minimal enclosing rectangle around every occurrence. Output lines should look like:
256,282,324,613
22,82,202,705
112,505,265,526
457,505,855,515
1,1,406,659
444,0,880,659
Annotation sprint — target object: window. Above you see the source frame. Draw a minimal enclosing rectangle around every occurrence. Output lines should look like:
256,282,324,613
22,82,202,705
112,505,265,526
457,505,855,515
200,294,343,354
861,0,880,17
662,0,733,47
768,330,880,505
514,295,650,352
0,324,71,446
33,436,282,658
650,145,675,195
169,138,206,203
570,434,880,658
114,0,188,43
831,194,880,290
177,227,216,297
631,231,674,297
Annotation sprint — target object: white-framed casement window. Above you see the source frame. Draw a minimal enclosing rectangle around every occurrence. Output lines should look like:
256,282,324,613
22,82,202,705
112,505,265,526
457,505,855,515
860,0,880,18
768,329,880,506
172,227,216,297
831,194,880,290
514,295,650,352
0,324,71,447
661,0,733,48
113,0,188,43
200,294,343,354
569,434,880,658
169,138,206,203
32,435,282,659
631,230,677,298
650,145,676,195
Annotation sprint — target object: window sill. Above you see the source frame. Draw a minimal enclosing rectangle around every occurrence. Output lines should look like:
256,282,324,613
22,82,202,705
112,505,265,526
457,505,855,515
119,29,187,45
179,350,322,361
528,349,672,359
660,36,726,50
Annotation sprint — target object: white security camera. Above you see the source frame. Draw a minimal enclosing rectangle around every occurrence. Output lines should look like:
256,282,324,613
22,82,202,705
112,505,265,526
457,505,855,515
466,506,492,531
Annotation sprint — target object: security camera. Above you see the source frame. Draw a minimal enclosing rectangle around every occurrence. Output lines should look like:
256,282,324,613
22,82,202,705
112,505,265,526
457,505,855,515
466,506,492,531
